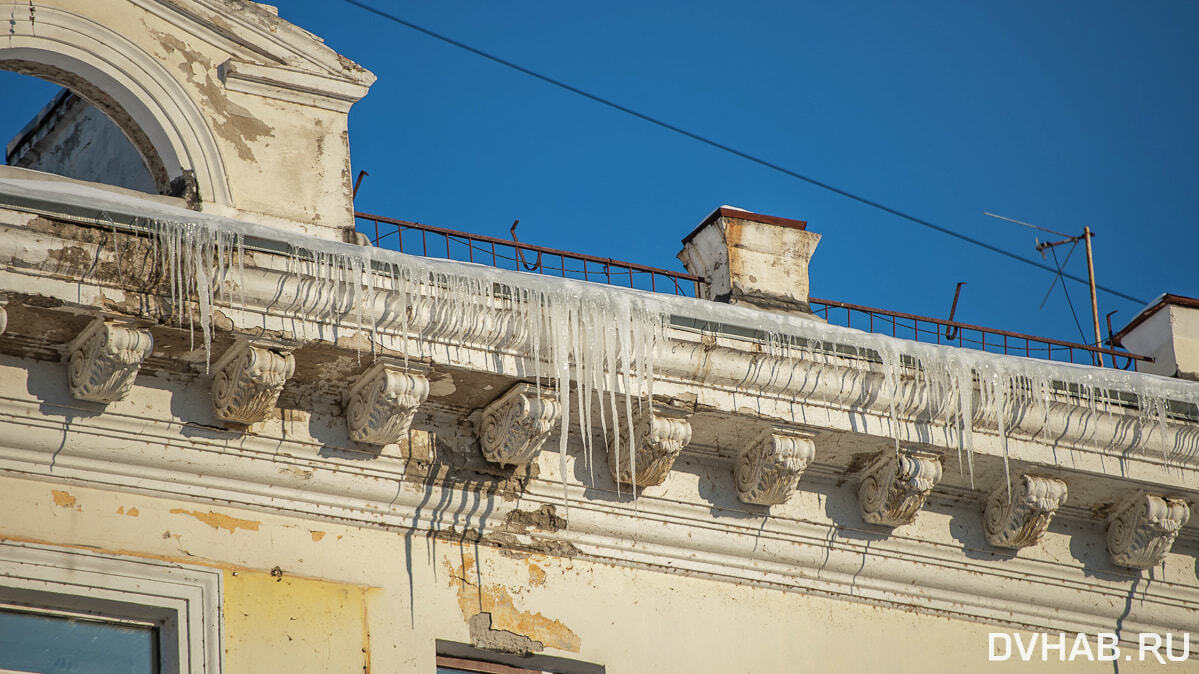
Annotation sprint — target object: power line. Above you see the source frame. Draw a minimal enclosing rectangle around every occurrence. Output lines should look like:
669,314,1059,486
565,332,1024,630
339,0,1149,305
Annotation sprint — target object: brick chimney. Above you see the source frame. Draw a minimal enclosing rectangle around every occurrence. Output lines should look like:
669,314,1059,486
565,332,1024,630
1112,294,1199,381
678,206,820,316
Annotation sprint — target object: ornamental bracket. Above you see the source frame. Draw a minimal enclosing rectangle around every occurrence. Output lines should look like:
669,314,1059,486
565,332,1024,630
211,340,295,426
608,406,692,488
479,383,561,466
858,449,942,527
65,318,153,403
345,360,430,446
983,474,1068,549
1106,493,1191,570
735,428,816,506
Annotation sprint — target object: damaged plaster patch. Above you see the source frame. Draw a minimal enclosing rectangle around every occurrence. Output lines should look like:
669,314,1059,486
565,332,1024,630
503,504,567,534
446,553,581,654
146,26,274,162
50,490,79,510
169,508,260,533
486,504,580,558
468,612,543,655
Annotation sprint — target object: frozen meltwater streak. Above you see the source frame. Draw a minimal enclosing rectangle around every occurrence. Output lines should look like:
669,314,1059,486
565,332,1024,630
2,177,1196,494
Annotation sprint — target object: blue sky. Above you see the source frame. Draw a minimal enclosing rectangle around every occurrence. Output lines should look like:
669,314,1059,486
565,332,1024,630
2,1,1196,347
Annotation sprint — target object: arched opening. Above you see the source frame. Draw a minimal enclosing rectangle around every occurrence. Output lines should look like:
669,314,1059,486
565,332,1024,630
0,2,232,208
1,69,161,195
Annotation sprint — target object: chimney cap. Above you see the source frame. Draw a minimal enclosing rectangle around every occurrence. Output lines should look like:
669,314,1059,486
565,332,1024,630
681,206,808,244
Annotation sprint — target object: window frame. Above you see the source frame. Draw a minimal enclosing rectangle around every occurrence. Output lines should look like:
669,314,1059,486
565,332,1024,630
0,540,222,674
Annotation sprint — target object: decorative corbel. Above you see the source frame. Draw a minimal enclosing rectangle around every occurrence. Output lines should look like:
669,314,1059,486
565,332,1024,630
735,428,816,506
65,318,153,403
211,340,294,426
479,383,561,466
608,407,692,488
983,474,1068,549
858,449,942,526
0,299,7,335
1106,493,1191,570
345,360,430,446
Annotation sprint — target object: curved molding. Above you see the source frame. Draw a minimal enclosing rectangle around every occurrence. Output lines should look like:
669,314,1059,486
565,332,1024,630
735,428,815,506
859,449,943,527
211,340,294,426
983,474,1068,549
344,360,429,446
1,221,1197,490
1107,493,1191,570
0,302,6,335
65,318,153,403
607,408,692,487
0,4,232,206
480,383,560,466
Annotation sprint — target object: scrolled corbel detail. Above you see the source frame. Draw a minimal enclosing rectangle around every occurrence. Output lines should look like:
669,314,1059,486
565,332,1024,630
345,360,430,446
479,383,560,466
65,318,153,403
858,449,942,527
735,428,816,506
608,407,692,488
983,474,1068,549
1106,493,1191,570
211,340,295,426
0,300,7,335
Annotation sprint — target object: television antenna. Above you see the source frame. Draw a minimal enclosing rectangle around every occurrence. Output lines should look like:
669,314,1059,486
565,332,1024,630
983,212,1104,367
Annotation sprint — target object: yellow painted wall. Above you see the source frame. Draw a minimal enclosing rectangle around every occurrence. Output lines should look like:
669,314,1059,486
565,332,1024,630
0,475,1185,673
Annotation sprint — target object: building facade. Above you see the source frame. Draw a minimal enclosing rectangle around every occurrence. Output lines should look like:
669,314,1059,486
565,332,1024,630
1,2,1198,672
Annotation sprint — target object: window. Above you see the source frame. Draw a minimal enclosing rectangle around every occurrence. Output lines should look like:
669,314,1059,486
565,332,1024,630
0,541,222,674
0,605,158,673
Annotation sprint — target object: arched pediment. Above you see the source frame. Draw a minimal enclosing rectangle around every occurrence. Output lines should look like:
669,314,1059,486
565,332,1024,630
1,1,373,238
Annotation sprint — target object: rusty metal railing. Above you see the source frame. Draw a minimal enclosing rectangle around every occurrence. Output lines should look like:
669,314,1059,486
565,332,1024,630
355,211,1150,368
356,211,704,297
809,297,1151,369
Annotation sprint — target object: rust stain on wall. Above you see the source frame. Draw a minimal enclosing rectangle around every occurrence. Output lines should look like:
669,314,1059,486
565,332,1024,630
169,508,260,533
50,490,79,510
446,553,580,653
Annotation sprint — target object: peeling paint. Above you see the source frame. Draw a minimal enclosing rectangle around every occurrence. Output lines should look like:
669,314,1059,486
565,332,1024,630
115,506,140,517
310,530,325,542
526,561,546,587
169,508,260,533
446,553,580,653
50,490,79,510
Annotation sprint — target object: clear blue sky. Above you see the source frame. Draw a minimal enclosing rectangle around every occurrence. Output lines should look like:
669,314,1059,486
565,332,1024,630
2,0,1196,346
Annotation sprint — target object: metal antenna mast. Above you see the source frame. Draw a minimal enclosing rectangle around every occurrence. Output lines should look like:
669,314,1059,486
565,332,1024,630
983,213,1104,367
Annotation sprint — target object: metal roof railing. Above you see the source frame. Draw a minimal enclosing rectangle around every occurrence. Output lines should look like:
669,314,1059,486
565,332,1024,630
356,212,703,297
356,211,1151,369
809,297,1151,369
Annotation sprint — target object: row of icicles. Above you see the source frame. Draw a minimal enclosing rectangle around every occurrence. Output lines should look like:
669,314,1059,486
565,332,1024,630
141,218,1195,501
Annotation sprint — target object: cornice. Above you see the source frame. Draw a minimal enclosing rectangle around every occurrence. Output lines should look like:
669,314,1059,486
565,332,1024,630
2,209,1199,605
0,377,1195,642
130,0,376,86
